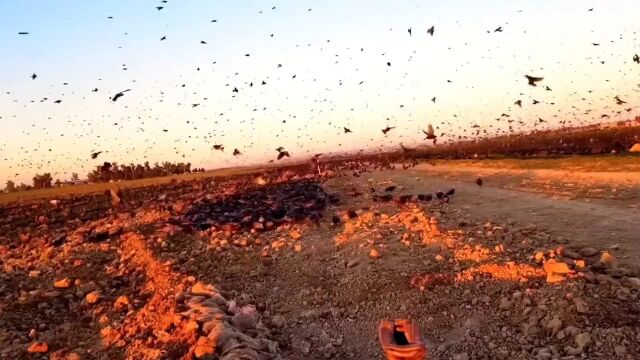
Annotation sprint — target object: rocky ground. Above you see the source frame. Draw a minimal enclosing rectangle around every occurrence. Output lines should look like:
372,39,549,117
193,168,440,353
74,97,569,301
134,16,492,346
0,163,638,359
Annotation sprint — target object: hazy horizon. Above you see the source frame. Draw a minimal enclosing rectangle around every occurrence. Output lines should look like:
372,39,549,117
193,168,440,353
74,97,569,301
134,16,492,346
1,0,639,185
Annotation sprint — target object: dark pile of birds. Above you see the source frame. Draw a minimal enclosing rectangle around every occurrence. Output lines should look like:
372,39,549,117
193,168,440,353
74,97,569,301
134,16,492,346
182,180,339,232
371,186,456,204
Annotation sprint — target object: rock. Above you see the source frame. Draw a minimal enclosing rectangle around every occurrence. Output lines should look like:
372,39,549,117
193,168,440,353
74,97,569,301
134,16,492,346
543,260,570,283
194,336,216,358
27,341,48,353
232,305,257,330
575,332,592,349
578,247,598,257
191,282,217,297
573,298,588,314
270,314,286,328
85,291,101,305
499,298,512,310
293,340,311,354
53,278,71,289
614,345,627,356
599,251,616,268
114,295,130,310
627,277,640,289
545,317,562,334
453,353,469,360
346,259,360,268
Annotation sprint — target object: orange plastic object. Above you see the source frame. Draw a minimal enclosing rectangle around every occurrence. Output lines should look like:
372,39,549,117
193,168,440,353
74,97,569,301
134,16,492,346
378,319,427,360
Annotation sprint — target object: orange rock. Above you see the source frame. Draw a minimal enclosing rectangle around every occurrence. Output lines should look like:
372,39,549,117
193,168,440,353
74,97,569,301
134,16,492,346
53,278,71,289
114,295,130,310
85,290,101,305
289,229,302,240
543,259,570,283
193,336,216,358
574,260,586,269
27,341,48,353
370,248,381,259
600,251,616,268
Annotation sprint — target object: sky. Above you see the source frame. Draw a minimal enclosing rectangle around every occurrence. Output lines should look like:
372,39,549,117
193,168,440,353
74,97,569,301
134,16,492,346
1,0,639,185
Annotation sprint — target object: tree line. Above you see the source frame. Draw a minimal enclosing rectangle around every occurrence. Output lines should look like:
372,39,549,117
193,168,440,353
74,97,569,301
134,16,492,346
3,161,205,193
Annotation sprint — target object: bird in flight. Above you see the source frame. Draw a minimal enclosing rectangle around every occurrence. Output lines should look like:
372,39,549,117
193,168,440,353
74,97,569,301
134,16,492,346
31,73,37,80
344,127,352,133
381,126,395,134
233,148,241,156
423,124,437,144
111,89,131,102
525,75,544,86
91,151,103,159
614,96,626,105
427,26,434,36
633,54,639,63
213,144,224,151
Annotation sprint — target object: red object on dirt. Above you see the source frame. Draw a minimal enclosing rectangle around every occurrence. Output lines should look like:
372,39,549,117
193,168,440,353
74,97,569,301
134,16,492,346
378,319,427,360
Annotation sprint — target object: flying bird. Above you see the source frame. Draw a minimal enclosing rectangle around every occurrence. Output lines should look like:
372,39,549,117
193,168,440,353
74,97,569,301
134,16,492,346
408,27,412,36
423,124,437,144
343,127,352,133
427,26,434,36
525,75,544,86
18,32,29,35
233,148,241,156
91,151,103,159
476,178,483,186
381,126,395,134
494,26,503,32
514,100,522,107
111,89,131,102
213,144,224,151
31,73,37,80
614,96,626,105
634,54,639,63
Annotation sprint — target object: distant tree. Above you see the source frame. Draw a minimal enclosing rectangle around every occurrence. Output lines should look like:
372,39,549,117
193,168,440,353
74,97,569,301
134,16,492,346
54,179,62,187
71,172,79,181
5,180,15,193
18,183,31,191
32,173,53,189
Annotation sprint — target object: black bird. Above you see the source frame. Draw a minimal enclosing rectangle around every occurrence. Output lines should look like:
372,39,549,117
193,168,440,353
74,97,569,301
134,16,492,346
54,99,62,104
381,126,395,134
331,215,341,225
213,144,224,151
344,127,352,133
111,89,131,102
431,96,436,103
232,87,238,93
31,73,37,80
436,191,444,199
92,88,98,92
514,100,522,107
91,151,103,159
494,26,503,32
386,61,391,67
532,99,540,104
634,54,639,64
200,40,207,44
427,25,434,36
408,27,412,36
614,96,626,105
277,149,290,160
347,210,358,219
445,188,455,196
18,32,29,35
476,178,483,186
384,185,396,192
544,86,552,91
156,6,164,10
233,148,241,156
160,36,166,41
261,80,267,85
525,75,544,86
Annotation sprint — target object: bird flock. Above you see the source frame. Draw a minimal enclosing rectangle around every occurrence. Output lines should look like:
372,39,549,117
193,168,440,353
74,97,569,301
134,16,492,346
1,3,638,185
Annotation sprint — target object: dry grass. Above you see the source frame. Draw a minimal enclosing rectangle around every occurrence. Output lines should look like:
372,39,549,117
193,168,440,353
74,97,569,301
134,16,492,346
434,154,640,173
0,166,265,205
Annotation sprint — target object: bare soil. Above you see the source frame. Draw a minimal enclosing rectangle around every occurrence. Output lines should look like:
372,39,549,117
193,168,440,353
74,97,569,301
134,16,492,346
1,160,639,360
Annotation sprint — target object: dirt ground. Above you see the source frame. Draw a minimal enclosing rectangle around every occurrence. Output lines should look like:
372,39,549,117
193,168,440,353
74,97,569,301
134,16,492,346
1,161,639,360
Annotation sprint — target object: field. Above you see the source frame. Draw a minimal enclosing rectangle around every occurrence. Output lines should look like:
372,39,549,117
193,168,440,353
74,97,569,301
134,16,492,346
1,156,639,359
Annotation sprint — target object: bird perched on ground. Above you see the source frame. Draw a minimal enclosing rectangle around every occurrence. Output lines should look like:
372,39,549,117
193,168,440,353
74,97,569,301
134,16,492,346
347,210,358,219
331,215,341,225
525,75,544,86
476,178,483,186
446,188,455,196
436,191,444,199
